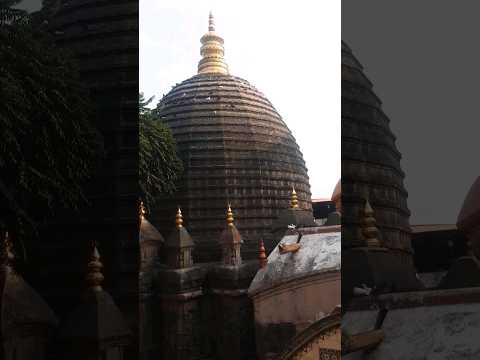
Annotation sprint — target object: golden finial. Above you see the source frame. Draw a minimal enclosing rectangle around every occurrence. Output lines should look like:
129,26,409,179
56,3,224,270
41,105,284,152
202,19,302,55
362,200,381,248
208,11,215,31
198,12,229,75
86,241,104,291
259,239,267,268
291,186,299,209
139,200,146,221
176,207,183,229
226,203,234,226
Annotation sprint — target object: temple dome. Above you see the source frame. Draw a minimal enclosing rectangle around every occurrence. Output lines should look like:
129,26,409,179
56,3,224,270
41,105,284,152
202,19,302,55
152,15,312,262
341,41,411,251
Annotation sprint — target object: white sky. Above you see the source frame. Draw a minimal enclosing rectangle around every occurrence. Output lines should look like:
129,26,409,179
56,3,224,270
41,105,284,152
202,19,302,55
140,0,341,199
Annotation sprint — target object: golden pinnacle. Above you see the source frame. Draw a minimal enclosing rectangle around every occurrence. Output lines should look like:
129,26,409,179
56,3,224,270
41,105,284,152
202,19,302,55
139,200,146,221
86,241,104,291
291,186,299,209
227,203,234,226
198,12,229,74
259,238,267,268
362,199,381,248
208,11,215,31
176,207,183,229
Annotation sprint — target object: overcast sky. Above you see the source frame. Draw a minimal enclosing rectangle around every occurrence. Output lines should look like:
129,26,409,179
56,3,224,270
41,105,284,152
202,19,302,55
140,0,341,199
343,1,479,225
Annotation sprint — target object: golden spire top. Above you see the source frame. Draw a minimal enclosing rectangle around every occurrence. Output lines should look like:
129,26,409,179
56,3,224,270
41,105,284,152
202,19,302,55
208,11,215,31
291,186,299,209
259,238,267,268
198,12,229,75
362,199,381,248
86,241,104,291
226,203,234,226
139,200,146,221
176,207,183,229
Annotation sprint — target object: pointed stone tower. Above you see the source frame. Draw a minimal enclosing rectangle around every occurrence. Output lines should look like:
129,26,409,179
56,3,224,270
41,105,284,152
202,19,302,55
60,242,131,359
342,41,422,294
219,205,243,266
165,208,195,269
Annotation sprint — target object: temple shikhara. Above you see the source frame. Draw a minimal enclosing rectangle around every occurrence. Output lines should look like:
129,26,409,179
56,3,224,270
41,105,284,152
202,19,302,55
342,40,480,359
138,13,341,360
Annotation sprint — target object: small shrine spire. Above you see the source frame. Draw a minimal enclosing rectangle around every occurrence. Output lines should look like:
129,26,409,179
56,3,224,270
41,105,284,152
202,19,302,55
291,186,299,209
361,200,381,248
165,208,194,269
198,12,229,74
227,203,234,226
220,203,243,266
259,239,267,268
86,241,104,291
139,200,146,222
176,207,184,229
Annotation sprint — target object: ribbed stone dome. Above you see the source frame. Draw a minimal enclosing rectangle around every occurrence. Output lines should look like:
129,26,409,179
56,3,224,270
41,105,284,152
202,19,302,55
342,41,411,252
153,73,312,262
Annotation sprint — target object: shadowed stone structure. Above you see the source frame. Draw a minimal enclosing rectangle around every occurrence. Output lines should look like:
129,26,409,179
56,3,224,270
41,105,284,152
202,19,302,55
0,232,58,360
153,14,312,262
341,41,421,295
29,3,141,357
342,41,410,251
60,244,131,360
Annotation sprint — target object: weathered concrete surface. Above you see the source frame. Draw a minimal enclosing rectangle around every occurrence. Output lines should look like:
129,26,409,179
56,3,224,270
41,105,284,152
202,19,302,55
344,287,480,359
370,303,480,359
249,231,340,295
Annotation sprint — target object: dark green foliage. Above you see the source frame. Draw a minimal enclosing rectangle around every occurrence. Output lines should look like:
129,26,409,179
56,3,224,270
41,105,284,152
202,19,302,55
0,11,102,234
139,93,183,208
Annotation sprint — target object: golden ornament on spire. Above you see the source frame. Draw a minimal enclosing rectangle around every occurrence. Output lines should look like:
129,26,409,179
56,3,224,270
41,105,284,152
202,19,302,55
139,200,146,221
198,12,229,75
86,241,104,291
259,238,267,268
362,199,381,248
208,10,215,31
291,186,299,209
176,207,184,229
226,203,234,226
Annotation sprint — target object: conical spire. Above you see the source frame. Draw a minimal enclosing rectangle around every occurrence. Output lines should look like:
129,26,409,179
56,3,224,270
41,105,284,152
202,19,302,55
86,242,104,291
139,200,146,222
208,11,215,31
227,203,234,226
291,186,299,209
165,208,194,268
176,207,183,229
259,239,267,268
361,200,381,248
198,12,229,75
220,203,243,266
